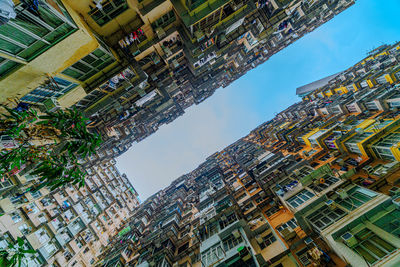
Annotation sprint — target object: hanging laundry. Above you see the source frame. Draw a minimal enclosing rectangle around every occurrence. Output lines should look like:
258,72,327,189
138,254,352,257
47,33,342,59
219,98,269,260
118,40,126,48
125,36,131,46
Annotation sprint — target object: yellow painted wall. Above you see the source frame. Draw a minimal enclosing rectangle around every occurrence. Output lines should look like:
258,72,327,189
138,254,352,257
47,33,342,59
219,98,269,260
143,0,174,23
357,140,369,158
0,0,99,105
367,79,374,88
302,129,319,147
357,119,376,130
391,145,400,161
385,74,394,84
391,70,400,82
324,90,334,97
334,86,348,95
58,86,87,108
67,0,140,37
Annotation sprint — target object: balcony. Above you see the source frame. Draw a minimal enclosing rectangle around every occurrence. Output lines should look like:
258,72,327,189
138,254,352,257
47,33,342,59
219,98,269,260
37,240,59,260
138,0,166,16
249,216,269,234
200,207,216,225
67,218,86,236
214,197,232,213
218,218,244,239
200,232,221,252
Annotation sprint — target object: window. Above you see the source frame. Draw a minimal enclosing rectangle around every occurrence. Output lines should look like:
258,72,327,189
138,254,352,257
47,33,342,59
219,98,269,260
296,247,311,266
277,218,298,233
0,176,14,190
201,245,223,267
306,206,347,232
222,234,243,251
373,208,400,238
389,100,400,108
199,222,217,241
344,132,372,155
372,133,400,161
192,8,220,33
88,0,128,26
35,228,50,244
62,47,115,81
38,213,47,224
177,242,189,254
19,224,31,235
0,56,22,77
376,75,388,84
350,228,396,265
21,77,78,104
336,187,377,211
287,190,315,208
308,176,339,192
25,203,39,214
365,101,379,111
0,1,76,76
83,247,90,254
152,10,176,29
265,205,280,217
236,193,247,202
259,233,276,249
219,212,237,230
346,103,358,113
0,233,12,250
31,190,42,199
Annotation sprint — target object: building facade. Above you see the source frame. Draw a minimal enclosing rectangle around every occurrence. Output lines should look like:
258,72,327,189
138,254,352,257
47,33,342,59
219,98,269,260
1,0,356,160
0,158,140,266
97,42,400,267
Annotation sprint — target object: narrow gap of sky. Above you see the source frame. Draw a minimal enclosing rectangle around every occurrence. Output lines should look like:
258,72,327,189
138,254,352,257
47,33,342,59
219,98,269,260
117,0,400,201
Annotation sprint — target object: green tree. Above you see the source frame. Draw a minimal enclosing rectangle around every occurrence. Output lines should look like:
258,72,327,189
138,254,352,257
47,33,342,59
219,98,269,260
0,107,102,191
0,237,36,267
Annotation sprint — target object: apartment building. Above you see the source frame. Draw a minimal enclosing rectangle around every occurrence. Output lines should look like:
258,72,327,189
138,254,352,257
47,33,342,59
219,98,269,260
0,158,140,266
0,0,356,161
96,43,400,267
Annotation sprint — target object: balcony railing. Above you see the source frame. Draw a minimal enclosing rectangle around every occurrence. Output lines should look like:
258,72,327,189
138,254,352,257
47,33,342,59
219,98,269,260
139,0,166,15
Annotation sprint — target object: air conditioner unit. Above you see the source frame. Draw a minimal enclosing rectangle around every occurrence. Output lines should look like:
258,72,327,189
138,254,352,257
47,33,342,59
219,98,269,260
304,237,313,245
156,27,166,39
194,30,204,41
336,189,348,200
42,97,61,112
341,232,357,247
233,229,241,238
325,199,336,210
392,196,400,209
0,0,16,22
363,165,374,174
172,59,179,68
389,186,400,196
281,227,296,240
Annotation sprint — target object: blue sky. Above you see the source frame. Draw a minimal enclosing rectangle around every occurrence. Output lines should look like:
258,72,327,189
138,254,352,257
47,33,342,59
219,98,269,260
117,0,400,200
